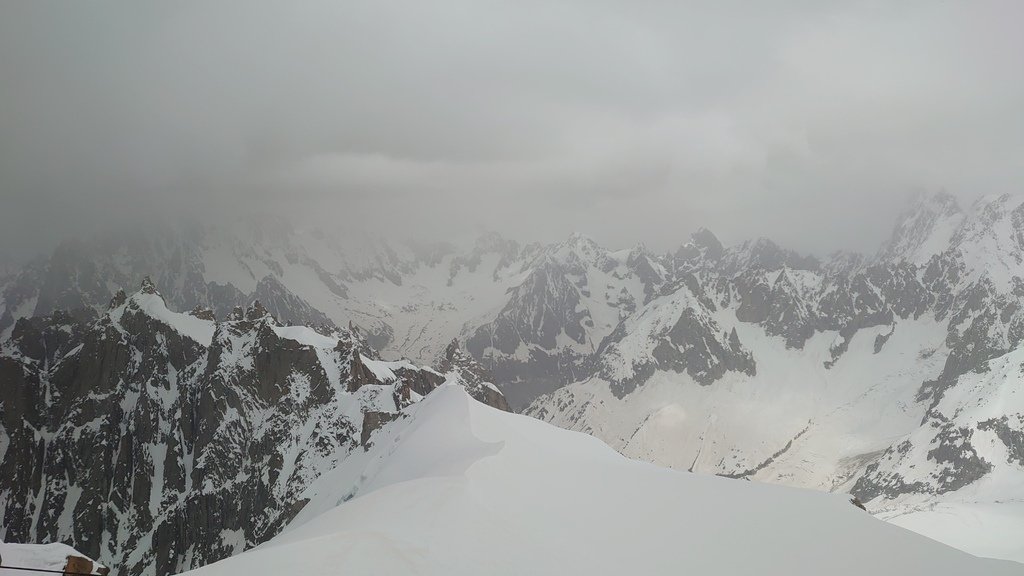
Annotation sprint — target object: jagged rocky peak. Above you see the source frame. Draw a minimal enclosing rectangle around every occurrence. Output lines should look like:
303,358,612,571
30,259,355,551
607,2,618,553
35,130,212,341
692,227,724,253
565,230,598,249
447,231,526,283
551,231,611,271
244,299,269,321
436,339,510,412
218,299,271,329
692,227,725,258
625,243,668,298
188,305,216,321
673,227,725,272
821,250,865,277
723,236,820,275
108,288,127,309
139,275,158,295
625,240,650,260
594,278,756,398
360,344,512,443
438,338,474,372
946,194,1024,274
877,191,965,265
252,274,335,328
472,230,520,256
955,193,1019,239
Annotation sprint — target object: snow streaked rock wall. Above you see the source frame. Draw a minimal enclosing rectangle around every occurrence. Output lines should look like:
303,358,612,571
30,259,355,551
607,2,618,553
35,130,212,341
0,280,508,576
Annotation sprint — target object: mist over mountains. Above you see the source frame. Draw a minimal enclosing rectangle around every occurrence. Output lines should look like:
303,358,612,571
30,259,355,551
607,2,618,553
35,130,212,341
4,2,1023,574
3,191,1024,570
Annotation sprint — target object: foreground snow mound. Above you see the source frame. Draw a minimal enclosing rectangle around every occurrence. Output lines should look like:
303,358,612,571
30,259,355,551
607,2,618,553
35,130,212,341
182,386,1018,576
0,541,106,574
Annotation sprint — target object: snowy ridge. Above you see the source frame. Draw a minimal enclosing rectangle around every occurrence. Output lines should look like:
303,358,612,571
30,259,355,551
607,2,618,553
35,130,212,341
181,386,1019,576
114,287,216,346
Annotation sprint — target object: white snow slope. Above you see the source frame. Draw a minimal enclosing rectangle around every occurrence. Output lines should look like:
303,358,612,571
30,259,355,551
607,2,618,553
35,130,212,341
0,541,106,574
180,386,1019,576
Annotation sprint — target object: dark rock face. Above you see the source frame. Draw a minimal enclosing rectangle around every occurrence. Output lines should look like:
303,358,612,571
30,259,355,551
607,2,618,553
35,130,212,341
673,228,725,272
467,258,591,407
850,421,997,502
589,277,756,400
850,442,933,502
0,280,510,576
469,259,589,355
851,345,1023,506
651,308,754,385
362,341,511,416
1,285,209,575
437,339,511,412
466,236,670,408
926,425,992,494
251,275,335,328
626,247,668,305
392,366,446,403
979,416,1024,465
361,412,403,446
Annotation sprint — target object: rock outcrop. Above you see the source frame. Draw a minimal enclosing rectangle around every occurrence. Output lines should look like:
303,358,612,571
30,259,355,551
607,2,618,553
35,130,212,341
0,279,509,576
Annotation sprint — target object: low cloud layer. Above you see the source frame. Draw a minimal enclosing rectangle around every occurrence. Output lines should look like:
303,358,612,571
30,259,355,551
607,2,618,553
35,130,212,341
2,1,1022,257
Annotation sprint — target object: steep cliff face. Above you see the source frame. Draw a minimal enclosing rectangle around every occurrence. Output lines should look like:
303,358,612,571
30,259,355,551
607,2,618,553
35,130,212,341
466,234,670,408
436,339,510,413
0,279,509,576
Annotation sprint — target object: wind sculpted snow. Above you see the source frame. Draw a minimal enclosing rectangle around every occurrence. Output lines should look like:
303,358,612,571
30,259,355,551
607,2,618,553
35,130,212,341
181,386,1020,576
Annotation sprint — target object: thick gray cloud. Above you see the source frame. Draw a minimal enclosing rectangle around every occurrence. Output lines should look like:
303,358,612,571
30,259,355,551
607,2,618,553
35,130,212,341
2,0,1022,257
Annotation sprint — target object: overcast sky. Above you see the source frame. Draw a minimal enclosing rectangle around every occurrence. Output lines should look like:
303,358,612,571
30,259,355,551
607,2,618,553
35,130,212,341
2,1,1022,258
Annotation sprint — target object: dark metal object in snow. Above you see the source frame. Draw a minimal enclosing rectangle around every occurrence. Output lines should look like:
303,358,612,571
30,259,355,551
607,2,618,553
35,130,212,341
0,566,100,576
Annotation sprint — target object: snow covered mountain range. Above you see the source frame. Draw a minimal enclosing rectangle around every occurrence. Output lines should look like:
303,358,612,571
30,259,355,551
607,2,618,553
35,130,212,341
0,222,667,410
2,191,1024,568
